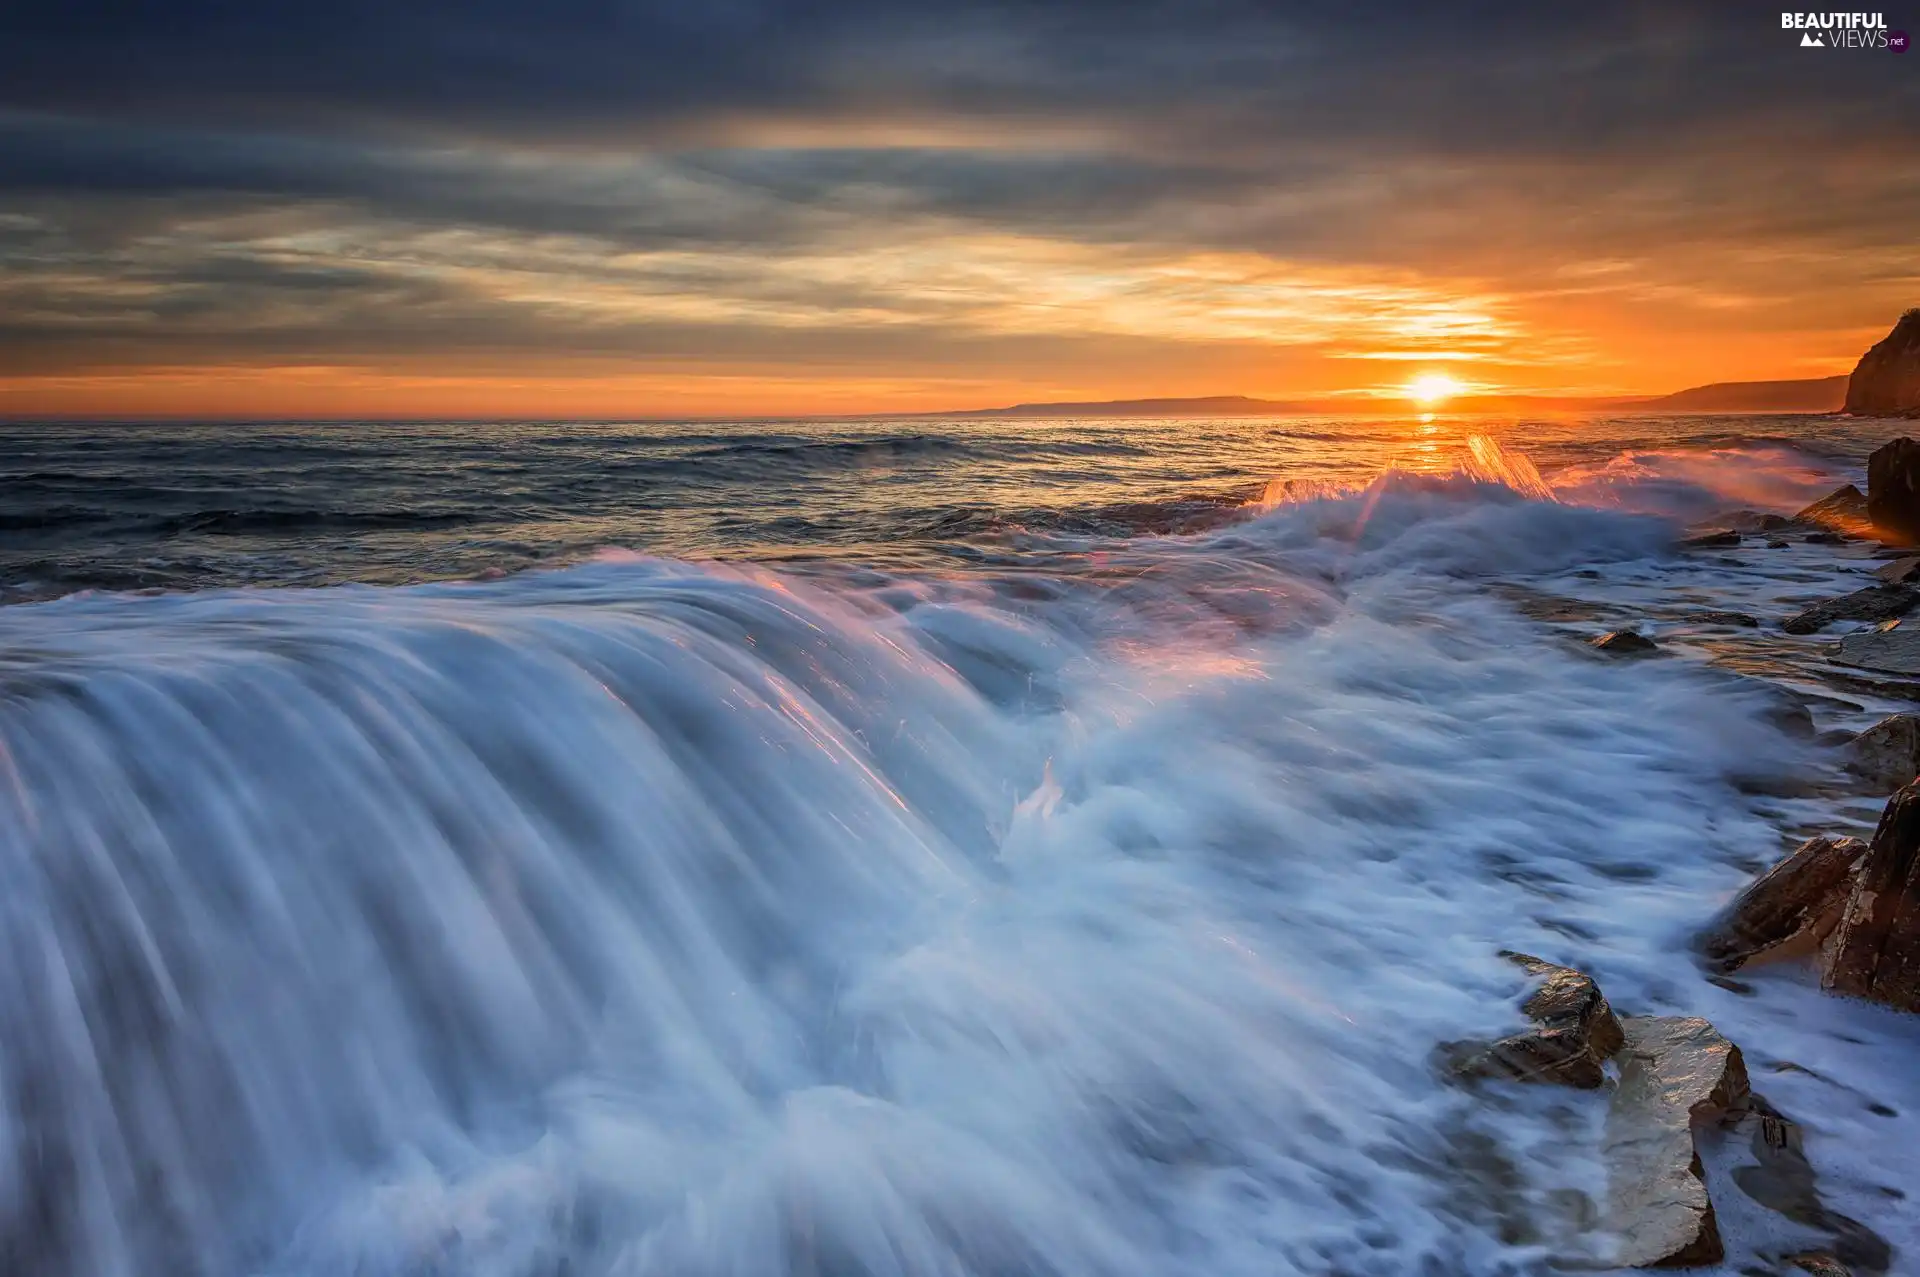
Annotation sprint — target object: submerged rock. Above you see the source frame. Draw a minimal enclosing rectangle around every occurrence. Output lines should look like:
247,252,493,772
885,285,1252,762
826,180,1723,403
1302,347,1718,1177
1846,713,1920,791
1822,781,1920,1011
1788,1256,1854,1277
1591,630,1658,656
1868,436,1920,543
1781,584,1918,635
1688,610,1759,628
1679,530,1742,549
1845,310,1920,418
1603,1016,1749,1269
1698,836,1867,972
1793,484,1871,535
1443,952,1627,1089
1724,1094,1891,1275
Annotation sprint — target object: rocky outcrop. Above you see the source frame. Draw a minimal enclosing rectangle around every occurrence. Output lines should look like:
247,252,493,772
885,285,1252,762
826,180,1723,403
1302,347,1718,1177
1603,1016,1749,1269
1835,626,1920,675
1845,713,1920,791
1442,952,1626,1088
1844,309,1920,418
1867,437,1920,543
1822,781,1920,1011
1698,836,1867,972
1793,484,1872,536
1590,630,1658,656
1875,556,1920,585
1781,584,1918,634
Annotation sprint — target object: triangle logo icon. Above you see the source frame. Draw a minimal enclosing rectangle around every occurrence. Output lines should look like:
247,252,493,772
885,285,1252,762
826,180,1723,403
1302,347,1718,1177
1800,31,1824,45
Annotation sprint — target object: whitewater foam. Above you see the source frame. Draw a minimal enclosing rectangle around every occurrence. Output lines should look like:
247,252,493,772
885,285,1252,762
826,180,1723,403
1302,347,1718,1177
1,464,1916,1276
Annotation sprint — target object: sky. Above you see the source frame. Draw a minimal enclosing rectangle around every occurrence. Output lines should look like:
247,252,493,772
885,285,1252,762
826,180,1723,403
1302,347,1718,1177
1,1,1916,418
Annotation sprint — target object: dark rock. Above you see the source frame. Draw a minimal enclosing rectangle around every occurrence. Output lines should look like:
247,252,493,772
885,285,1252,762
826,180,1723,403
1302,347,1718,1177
1868,436,1920,544
1846,713,1920,791
1806,531,1850,545
1822,781,1920,1011
1781,584,1918,635
1680,530,1742,549
1768,539,1791,549
1875,556,1920,585
1793,484,1871,535
1845,309,1920,417
1443,952,1626,1089
1603,1016,1748,1268
1787,1255,1853,1277
1698,836,1867,972
1689,610,1760,628
1591,630,1659,655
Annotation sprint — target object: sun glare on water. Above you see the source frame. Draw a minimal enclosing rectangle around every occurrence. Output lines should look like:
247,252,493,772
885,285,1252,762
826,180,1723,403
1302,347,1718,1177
1405,371,1467,405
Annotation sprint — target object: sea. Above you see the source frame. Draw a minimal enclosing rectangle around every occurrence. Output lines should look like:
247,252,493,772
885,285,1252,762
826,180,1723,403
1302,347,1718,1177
2,412,1917,1276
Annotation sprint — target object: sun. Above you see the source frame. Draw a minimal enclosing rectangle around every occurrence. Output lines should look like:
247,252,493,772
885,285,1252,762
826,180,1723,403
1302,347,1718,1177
1405,371,1467,406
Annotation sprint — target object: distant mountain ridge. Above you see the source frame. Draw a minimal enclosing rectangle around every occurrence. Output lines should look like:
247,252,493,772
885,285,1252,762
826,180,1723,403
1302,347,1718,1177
945,376,1849,418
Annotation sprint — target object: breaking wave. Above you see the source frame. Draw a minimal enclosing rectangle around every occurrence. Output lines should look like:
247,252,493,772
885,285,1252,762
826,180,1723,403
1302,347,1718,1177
0,470,1847,1277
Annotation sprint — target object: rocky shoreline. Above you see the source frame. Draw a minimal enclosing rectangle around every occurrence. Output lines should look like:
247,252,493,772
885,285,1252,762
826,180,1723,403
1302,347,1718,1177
1447,439,1920,1273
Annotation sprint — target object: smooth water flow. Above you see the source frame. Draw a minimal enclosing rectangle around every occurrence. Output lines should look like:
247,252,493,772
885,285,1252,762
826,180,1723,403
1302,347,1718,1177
2,417,1917,1274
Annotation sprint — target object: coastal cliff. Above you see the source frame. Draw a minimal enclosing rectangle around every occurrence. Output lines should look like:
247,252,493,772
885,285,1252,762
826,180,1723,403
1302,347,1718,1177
1845,309,1920,417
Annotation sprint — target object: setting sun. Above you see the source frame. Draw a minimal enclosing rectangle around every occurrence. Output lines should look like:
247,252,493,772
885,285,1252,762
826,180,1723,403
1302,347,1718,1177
1405,371,1467,405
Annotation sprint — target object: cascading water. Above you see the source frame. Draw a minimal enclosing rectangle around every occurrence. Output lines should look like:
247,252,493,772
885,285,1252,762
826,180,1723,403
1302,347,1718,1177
3,435,1917,1275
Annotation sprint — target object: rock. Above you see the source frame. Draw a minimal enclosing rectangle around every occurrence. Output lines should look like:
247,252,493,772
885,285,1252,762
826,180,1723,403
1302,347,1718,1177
1767,538,1791,549
1603,1016,1749,1268
1845,309,1920,417
1868,437,1920,543
1679,530,1742,549
1835,626,1920,675
1821,781,1920,1011
1807,530,1850,545
1698,836,1868,972
1688,610,1759,628
1442,952,1626,1089
1793,484,1871,535
1846,713,1920,791
1781,584,1918,635
1875,556,1920,585
1591,630,1658,656
1788,1256,1853,1277
1724,510,1793,533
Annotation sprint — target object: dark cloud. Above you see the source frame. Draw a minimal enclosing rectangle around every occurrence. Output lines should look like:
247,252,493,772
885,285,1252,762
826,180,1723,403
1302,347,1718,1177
1,1,1915,394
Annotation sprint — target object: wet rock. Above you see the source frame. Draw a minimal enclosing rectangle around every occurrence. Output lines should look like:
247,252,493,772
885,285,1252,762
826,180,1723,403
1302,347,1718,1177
1781,584,1918,635
1689,610,1760,628
1443,952,1626,1089
1845,310,1920,417
1767,539,1791,549
1867,436,1920,544
1591,630,1659,656
1698,836,1867,972
1874,556,1920,585
1787,1255,1853,1277
1834,627,1920,676
1725,1094,1891,1274
1822,781,1920,1011
1806,531,1850,545
1793,484,1871,535
1845,713,1920,791
1604,1016,1749,1269
1680,530,1742,549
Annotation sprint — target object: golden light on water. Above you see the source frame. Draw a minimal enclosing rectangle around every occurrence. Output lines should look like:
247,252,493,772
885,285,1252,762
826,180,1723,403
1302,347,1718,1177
1405,371,1467,405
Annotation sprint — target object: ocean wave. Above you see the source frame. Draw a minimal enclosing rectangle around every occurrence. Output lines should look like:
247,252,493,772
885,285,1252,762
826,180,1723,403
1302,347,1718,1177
0,481,1840,1276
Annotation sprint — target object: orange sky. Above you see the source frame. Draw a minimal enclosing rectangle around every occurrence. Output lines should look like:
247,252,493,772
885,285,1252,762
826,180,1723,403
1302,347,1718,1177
3,6,1915,418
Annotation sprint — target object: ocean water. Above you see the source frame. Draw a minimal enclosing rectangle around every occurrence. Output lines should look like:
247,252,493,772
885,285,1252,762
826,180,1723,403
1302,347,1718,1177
1,413,1917,1276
